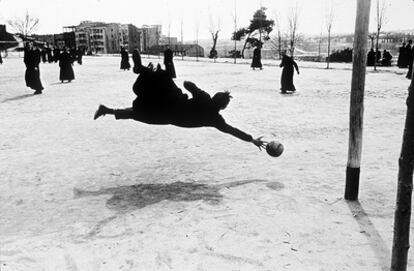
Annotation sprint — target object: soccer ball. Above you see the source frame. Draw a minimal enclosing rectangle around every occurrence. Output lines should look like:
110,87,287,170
266,141,284,157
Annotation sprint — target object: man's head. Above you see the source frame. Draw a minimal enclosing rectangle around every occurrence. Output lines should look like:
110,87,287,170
212,91,232,111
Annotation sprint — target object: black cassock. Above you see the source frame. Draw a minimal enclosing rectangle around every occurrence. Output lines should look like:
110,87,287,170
397,45,407,68
367,50,375,66
24,48,44,91
163,48,176,78
120,49,130,70
280,55,299,92
59,51,75,81
115,67,253,142
251,48,262,69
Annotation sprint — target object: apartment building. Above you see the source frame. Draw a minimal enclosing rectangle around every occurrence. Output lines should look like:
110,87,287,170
141,25,161,52
63,21,160,54
119,24,141,52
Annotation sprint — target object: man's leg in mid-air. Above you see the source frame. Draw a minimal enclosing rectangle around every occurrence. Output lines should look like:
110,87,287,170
94,105,136,120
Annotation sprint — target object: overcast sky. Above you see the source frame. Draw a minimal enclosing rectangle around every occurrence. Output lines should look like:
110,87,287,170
1,0,414,41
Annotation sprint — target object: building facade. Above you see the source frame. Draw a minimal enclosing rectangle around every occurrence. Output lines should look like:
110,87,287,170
141,25,161,52
159,35,178,46
104,23,120,53
32,32,75,49
120,24,141,52
63,21,161,54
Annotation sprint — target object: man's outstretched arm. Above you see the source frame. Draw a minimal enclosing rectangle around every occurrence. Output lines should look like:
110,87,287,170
215,120,266,150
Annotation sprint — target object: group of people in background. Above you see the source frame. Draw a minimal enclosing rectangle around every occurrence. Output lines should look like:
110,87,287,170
23,41,84,94
27,37,414,97
250,43,299,94
367,48,393,67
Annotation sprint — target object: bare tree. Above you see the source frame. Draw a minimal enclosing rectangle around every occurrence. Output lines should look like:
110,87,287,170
391,74,414,271
273,12,283,59
180,18,184,60
208,11,220,61
287,3,300,57
194,18,200,62
168,21,171,46
7,11,39,37
374,0,387,71
326,0,334,69
318,29,323,61
232,0,237,63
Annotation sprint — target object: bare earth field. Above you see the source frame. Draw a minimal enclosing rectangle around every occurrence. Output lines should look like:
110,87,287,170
0,55,412,270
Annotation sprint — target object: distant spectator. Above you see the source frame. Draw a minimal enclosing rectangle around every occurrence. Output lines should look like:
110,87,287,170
397,42,407,68
280,52,299,94
76,47,84,65
120,47,131,71
24,42,44,94
251,44,263,70
367,48,375,66
59,47,75,83
163,46,176,78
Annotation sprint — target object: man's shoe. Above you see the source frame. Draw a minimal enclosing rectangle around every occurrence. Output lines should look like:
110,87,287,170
33,90,42,95
94,105,108,120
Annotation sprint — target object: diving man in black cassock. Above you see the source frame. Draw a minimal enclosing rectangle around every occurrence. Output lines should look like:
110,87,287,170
93,49,266,150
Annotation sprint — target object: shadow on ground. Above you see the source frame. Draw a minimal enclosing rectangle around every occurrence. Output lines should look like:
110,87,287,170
74,179,282,212
73,180,283,238
347,201,391,270
1,94,35,103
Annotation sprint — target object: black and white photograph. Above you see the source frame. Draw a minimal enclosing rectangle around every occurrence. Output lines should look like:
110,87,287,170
1,0,414,270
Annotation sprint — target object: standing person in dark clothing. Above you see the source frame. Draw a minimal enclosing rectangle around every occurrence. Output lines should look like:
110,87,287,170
24,42,44,95
120,47,131,70
251,44,263,70
0,51,3,64
367,48,375,66
59,47,75,83
163,46,176,78
280,53,299,94
93,50,267,150
76,47,84,65
406,40,414,79
397,42,407,68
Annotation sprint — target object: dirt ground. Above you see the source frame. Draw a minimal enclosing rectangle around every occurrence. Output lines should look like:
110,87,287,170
0,55,412,270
